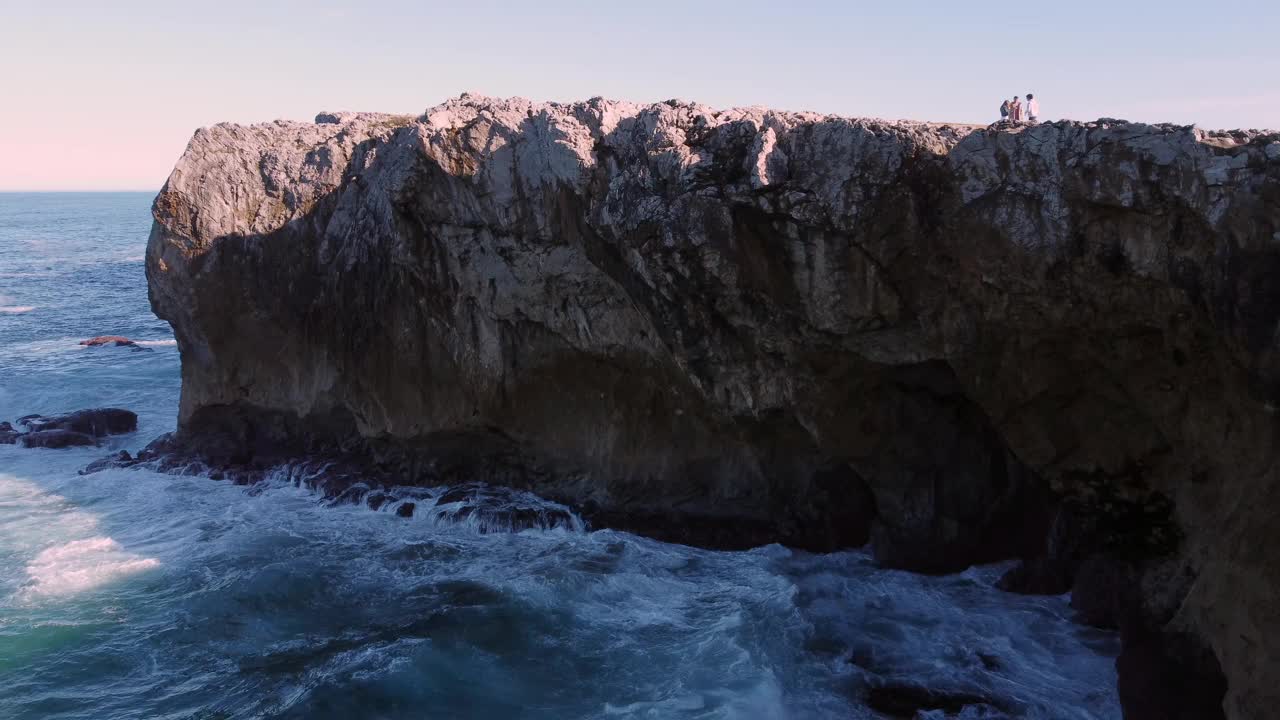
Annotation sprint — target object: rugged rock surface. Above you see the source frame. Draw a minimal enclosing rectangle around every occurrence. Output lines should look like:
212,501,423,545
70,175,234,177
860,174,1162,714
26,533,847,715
3,409,138,450
145,94,1278,719
19,429,97,449
21,408,138,437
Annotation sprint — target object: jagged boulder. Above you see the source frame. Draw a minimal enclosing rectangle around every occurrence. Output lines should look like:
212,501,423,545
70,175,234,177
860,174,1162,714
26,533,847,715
21,408,137,437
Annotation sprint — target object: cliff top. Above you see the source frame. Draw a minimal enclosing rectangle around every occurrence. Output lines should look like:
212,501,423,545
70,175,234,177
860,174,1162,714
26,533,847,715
252,92,1277,147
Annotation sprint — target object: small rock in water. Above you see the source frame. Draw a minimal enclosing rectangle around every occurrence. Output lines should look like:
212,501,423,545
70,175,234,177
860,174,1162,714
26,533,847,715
396,502,416,518
21,408,138,437
19,429,97,449
79,450,134,474
365,491,390,511
80,335,143,349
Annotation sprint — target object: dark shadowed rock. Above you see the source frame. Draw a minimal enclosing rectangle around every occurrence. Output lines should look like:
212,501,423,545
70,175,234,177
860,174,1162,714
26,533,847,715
395,502,415,518
1071,554,1137,629
79,450,134,475
0,421,17,445
21,408,138,437
1118,626,1228,720
997,505,1097,595
19,430,96,449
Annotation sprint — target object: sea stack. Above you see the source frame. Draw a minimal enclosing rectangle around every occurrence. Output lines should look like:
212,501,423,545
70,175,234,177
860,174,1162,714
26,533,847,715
145,94,1279,719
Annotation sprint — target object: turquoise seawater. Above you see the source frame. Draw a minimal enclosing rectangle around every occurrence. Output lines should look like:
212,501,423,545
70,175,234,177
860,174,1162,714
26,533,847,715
0,193,1121,719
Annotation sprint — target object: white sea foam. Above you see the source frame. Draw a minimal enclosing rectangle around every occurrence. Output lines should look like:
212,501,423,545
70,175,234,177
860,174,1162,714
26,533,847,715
21,536,160,598
0,473,159,601
0,305,35,313
134,339,177,347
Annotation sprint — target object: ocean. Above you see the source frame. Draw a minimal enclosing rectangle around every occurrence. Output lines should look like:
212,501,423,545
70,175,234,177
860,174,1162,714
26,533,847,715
0,192,1121,719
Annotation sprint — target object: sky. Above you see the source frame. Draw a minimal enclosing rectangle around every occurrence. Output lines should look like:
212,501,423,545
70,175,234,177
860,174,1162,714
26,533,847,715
1,0,1277,191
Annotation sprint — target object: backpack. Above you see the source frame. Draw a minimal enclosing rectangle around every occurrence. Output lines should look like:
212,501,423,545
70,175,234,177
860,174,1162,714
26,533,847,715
1000,101,1010,118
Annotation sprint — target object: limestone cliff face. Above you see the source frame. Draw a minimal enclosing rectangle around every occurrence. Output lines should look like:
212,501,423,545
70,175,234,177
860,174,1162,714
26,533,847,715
147,95,1279,719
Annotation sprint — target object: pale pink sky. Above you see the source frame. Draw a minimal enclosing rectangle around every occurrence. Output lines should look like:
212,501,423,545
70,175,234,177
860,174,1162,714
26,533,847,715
2,0,1277,191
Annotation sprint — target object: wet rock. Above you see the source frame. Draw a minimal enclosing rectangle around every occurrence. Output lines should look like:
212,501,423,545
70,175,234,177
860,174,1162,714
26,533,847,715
19,429,97,449
863,683,1000,718
0,421,17,445
79,450,134,474
395,502,415,518
326,482,372,507
80,335,140,348
365,491,391,511
21,408,138,437
434,484,581,532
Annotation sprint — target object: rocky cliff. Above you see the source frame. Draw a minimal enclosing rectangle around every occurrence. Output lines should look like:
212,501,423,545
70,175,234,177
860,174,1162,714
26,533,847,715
144,94,1279,719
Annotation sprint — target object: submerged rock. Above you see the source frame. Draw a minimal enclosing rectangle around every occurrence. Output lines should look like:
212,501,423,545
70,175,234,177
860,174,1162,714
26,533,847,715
144,94,1279,718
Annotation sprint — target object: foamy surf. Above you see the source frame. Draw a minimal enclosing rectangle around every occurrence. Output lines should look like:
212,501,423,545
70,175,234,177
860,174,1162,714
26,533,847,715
21,537,159,599
0,474,160,601
0,306,35,313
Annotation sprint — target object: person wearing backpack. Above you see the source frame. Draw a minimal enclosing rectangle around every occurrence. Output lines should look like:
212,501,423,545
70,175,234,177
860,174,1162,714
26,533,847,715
1000,98,1011,120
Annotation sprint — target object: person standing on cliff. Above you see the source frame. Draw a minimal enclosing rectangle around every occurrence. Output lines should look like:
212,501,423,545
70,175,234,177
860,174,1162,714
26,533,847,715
1026,93,1039,124
1000,98,1011,121
1010,96,1024,123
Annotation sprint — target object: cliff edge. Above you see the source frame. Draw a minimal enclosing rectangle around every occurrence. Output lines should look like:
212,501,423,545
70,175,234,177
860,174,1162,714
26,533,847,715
145,94,1280,719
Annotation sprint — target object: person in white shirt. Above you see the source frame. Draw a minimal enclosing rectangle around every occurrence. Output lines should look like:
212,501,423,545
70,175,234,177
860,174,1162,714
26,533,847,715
1026,94,1040,124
